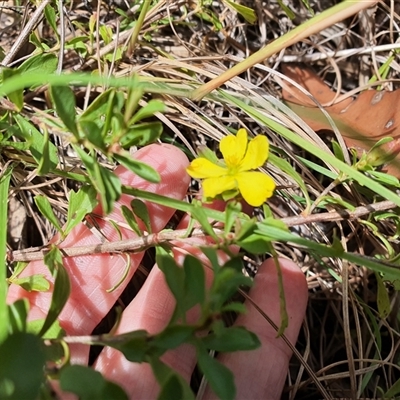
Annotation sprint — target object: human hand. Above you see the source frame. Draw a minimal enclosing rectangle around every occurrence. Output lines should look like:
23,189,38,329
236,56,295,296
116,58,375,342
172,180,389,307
7,143,308,399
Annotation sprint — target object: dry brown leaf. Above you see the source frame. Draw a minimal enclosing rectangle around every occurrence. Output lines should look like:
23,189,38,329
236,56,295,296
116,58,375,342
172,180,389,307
281,65,400,177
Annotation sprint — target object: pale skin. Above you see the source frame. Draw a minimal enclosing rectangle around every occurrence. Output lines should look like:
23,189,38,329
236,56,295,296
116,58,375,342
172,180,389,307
7,144,308,399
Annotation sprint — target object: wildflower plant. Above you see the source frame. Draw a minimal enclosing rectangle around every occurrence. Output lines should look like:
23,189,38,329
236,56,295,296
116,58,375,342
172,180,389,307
186,129,276,207
2,1,400,400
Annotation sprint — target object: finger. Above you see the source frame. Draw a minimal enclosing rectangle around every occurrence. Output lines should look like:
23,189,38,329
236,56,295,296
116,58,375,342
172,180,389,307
95,201,233,397
7,144,190,339
203,258,308,400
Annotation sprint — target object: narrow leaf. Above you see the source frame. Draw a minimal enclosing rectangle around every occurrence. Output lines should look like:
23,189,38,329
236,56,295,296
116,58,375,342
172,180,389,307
64,186,97,236
2,68,23,110
149,357,195,400
34,195,63,234
121,205,141,235
152,325,195,352
183,255,206,310
108,330,149,362
130,100,166,124
197,343,235,400
202,327,260,352
10,275,50,292
131,199,152,233
222,0,257,23
18,53,58,75
39,246,71,337
375,272,390,319
60,365,128,400
0,166,12,343
156,247,186,319
50,85,79,137
7,299,29,335
74,145,121,214
37,126,54,175
13,114,58,171
114,152,160,183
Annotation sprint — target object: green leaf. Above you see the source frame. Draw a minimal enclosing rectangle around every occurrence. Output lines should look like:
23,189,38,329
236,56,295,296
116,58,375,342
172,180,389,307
222,0,257,24
220,301,247,314
8,262,28,280
120,122,163,149
34,195,63,234
50,85,79,137
74,145,121,214
17,53,57,75
224,201,241,235
79,119,105,149
158,375,183,400
60,365,128,400
0,332,46,400
114,152,160,183
27,319,65,339
384,377,400,398
375,272,390,319
44,4,58,35
210,267,252,311
190,203,217,240
7,299,29,334
236,221,271,254
367,170,400,187
28,31,45,51
151,325,195,353
331,140,345,163
0,166,12,343
276,0,295,19
13,114,58,171
202,327,260,352
64,186,98,236
237,218,288,254
121,205,141,235
183,255,206,310
301,0,314,15
37,126,55,175
131,199,152,233
148,358,195,400
156,247,186,318
2,68,23,110
39,246,71,337
130,100,166,124
108,330,149,362
99,25,113,45
9,275,50,292
201,246,222,273
79,88,115,120
196,342,235,400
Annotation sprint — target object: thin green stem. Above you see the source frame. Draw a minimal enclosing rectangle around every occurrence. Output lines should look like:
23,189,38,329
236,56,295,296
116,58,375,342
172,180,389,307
0,166,13,343
127,0,152,56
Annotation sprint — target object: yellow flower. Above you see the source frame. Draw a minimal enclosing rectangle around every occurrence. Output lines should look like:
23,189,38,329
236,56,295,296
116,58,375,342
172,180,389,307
186,129,276,207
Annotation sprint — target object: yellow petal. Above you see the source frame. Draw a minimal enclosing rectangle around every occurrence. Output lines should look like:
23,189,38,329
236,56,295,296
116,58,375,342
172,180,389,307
239,135,269,171
219,129,248,168
236,171,275,206
202,176,237,198
187,158,227,179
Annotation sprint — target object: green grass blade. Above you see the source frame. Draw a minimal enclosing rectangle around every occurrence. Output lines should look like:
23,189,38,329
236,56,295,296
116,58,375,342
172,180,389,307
0,166,13,343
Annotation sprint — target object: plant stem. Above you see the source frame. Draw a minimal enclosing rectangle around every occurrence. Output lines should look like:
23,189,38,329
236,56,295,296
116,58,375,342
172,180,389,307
126,0,152,57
